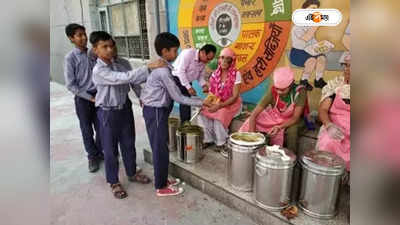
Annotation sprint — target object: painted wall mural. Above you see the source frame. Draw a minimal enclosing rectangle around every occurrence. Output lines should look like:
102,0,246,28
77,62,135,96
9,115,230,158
176,0,291,93
167,0,350,105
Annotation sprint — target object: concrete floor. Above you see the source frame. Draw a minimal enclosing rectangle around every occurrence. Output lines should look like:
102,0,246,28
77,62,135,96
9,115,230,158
50,82,257,225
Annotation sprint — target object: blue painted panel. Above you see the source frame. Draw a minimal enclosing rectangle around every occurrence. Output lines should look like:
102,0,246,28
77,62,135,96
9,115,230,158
167,0,179,35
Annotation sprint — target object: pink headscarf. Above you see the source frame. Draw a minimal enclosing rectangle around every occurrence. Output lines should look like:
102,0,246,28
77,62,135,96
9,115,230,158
209,48,238,102
273,66,294,89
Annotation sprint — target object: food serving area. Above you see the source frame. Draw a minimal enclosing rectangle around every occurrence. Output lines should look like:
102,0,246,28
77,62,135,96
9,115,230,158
51,82,349,225
143,112,350,225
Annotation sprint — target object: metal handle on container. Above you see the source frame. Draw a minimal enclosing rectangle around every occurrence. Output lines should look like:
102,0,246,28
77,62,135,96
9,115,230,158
267,145,290,161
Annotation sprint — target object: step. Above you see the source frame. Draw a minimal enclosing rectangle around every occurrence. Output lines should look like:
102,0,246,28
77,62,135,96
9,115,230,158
143,148,349,225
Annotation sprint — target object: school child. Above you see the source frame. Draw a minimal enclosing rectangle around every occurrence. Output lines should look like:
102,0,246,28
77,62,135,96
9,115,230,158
140,32,210,196
90,31,163,199
109,39,143,101
64,23,103,172
105,38,164,173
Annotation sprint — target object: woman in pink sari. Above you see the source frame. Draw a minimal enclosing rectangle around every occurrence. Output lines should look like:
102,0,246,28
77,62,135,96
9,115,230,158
317,55,350,171
239,67,308,153
198,48,242,157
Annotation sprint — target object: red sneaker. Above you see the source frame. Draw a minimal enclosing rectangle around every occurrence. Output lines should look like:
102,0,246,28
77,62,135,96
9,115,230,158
167,178,181,186
156,186,184,197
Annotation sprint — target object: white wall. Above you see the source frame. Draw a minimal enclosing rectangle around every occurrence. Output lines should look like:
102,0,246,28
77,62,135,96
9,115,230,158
50,0,97,84
146,0,168,60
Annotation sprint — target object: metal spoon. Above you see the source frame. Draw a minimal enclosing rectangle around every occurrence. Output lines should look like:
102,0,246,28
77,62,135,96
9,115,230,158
190,109,202,122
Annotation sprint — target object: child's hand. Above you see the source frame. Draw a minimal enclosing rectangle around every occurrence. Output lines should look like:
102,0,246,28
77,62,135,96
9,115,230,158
147,59,167,70
188,87,197,96
90,97,95,103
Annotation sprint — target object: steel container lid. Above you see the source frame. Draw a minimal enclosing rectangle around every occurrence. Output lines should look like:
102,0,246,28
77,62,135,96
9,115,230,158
300,150,345,176
176,122,203,136
256,145,296,169
168,117,180,126
229,132,266,146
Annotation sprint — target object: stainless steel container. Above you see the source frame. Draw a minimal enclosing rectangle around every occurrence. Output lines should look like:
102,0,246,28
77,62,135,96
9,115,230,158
176,123,204,163
298,150,345,219
254,146,296,211
227,132,266,192
168,117,180,152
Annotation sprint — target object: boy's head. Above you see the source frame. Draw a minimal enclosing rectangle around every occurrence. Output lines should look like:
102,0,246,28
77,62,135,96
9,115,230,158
302,0,320,9
65,23,87,48
89,31,114,62
154,32,180,62
199,44,217,64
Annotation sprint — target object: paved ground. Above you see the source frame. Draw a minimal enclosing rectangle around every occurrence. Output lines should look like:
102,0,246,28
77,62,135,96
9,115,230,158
50,82,257,225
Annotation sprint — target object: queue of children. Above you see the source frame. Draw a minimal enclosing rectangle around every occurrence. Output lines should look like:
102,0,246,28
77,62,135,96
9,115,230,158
64,23,215,198
64,18,350,199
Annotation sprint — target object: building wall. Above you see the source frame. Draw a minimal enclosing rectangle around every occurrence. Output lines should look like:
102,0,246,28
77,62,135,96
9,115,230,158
50,0,98,84
146,0,169,59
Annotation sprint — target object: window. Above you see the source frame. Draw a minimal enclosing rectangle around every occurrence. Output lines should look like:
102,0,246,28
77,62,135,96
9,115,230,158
97,0,149,59
98,9,109,32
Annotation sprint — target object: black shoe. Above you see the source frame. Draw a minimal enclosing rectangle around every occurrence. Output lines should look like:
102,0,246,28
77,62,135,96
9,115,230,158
214,145,227,156
213,145,221,152
220,146,228,158
203,142,214,149
96,153,104,161
88,159,100,173
314,78,327,88
300,79,313,91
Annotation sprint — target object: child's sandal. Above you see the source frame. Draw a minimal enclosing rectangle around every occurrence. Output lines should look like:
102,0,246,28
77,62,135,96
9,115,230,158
128,174,151,184
111,183,127,199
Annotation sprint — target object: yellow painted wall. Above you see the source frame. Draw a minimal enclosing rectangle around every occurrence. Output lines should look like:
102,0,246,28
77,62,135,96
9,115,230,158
283,0,350,111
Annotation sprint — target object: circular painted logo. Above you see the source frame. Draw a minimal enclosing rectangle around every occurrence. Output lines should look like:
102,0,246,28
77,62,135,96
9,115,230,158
216,14,232,36
177,0,292,92
208,3,241,47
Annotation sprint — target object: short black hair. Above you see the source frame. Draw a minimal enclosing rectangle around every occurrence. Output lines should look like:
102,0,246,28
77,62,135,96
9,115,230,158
200,44,217,55
154,32,180,56
89,31,112,46
302,0,320,8
65,23,85,38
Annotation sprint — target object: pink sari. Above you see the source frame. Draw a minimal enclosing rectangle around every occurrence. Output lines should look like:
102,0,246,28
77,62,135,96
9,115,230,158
201,61,241,129
317,88,350,170
239,86,306,146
